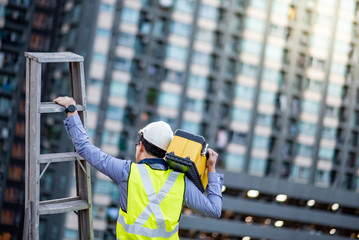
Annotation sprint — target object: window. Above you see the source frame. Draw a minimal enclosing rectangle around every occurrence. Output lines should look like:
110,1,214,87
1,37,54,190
256,114,272,126
181,121,200,134
311,35,330,49
94,179,112,195
174,0,195,14
100,3,115,13
196,28,214,43
158,92,180,109
265,45,284,61
153,18,167,37
118,32,135,47
102,130,120,146
331,62,346,76
96,28,111,38
225,153,244,171
113,57,132,71
106,106,124,121
6,188,19,203
259,90,276,105
313,13,332,28
291,165,310,181
327,83,343,97
199,4,218,20
92,53,107,63
230,131,247,144
185,98,203,112
334,41,351,55
166,45,187,61
249,157,266,176
299,121,316,136
188,74,207,89
315,170,330,186
301,100,320,114
235,85,255,100
303,78,323,92
296,144,313,157
262,68,282,84
241,39,262,56
33,13,47,29
232,107,251,122
238,63,258,78
8,165,22,181
244,17,266,33
253,135,269,149
336,19,352,33
231,14,241,31
248,0,268,9
170,21,191,37
165,69,183,83
1,210,14,225
192,51,210,66
121,8,139,24
272,0,289,15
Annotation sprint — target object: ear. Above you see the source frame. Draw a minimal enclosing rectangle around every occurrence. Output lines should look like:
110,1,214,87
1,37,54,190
138,141,145,152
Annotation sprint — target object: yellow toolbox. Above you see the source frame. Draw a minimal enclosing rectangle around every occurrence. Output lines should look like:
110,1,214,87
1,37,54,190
165,129,209,192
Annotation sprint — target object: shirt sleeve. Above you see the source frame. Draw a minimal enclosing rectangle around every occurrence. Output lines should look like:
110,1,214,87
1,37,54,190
64,115,131,184
184,172,223,218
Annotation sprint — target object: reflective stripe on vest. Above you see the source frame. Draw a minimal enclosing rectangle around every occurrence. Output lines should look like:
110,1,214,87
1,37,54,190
117,164,182,238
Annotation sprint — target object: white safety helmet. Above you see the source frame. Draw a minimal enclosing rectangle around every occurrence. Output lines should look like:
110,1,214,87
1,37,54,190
138,121,173,151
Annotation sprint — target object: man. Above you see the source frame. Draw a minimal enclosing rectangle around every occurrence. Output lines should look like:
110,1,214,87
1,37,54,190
54,96,223,239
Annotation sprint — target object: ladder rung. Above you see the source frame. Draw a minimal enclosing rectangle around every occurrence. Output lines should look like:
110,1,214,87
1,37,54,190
39,197,90,215
39,152,84,164
39,102,83,113
25,52,84,63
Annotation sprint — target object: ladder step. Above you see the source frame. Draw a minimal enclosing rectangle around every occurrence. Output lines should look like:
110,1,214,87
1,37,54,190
39,196,90,215
39,152,84,164
24,52,83,63
39,102,83,113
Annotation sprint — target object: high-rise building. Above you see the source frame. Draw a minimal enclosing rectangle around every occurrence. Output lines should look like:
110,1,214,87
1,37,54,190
0,0,96,239
61,0,359,239
0,0,34,238
3,0,359,239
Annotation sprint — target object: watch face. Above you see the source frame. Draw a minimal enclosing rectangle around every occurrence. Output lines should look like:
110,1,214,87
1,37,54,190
67,105,76,113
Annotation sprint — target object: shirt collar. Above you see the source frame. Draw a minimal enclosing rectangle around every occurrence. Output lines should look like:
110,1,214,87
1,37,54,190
138,158,169,170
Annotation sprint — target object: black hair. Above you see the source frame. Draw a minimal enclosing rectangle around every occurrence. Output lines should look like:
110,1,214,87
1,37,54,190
139,135,166,158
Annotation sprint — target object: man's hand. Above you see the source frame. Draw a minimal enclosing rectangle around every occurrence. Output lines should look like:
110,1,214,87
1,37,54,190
206,148,218,173
53,96,78,117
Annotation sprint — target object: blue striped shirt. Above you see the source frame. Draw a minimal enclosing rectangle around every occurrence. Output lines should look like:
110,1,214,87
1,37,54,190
64,115,223,217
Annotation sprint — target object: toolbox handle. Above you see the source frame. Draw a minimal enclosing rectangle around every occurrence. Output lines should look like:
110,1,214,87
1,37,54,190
202,143,209,158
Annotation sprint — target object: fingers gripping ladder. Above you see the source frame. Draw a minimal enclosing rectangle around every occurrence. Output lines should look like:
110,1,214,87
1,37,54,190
23,52,94,240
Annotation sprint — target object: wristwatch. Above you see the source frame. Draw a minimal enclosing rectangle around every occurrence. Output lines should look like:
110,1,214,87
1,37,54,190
65,104,76,113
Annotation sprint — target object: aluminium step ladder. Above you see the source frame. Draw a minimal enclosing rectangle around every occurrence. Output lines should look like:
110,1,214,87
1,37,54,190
23,52,93,240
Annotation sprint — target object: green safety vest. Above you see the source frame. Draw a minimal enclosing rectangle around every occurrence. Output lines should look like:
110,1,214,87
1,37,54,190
117,163,185,240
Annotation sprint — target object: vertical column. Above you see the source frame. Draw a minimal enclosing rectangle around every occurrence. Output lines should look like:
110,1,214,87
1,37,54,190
25,57,42,240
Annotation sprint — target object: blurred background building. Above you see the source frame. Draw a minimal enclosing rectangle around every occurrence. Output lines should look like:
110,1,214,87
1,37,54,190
1,0,359,239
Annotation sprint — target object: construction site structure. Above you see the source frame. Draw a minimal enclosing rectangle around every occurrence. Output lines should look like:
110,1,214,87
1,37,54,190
23,52,94,240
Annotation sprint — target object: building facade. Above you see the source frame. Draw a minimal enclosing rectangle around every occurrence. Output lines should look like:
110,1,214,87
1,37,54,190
59,0,359,239
2,0,359,239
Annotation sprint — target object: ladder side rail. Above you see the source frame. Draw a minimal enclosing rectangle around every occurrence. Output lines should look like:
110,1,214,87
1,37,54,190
25,58,42,240
69,61,94,240
23,57,30,240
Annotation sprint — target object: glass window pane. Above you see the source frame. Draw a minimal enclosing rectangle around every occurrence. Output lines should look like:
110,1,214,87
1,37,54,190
232,107,251,122
121,8,139,23
158,92,180,108
170,21,191,37
225,153,244,171
249,157,266,176
181,121,200,134
166,45,188,61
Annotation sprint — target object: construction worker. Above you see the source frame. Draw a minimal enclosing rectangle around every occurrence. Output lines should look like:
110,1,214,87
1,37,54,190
53,96,223,239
